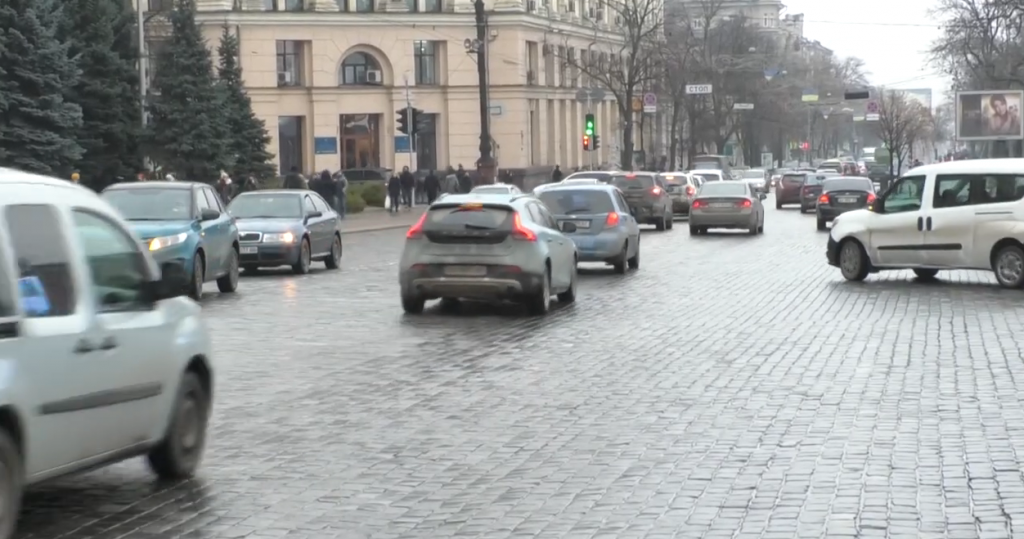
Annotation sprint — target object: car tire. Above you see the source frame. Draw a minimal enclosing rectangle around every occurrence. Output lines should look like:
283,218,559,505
993,244,1024,288
627,240,640,270
613,243,628,274
775,200,782,210
666,213,674,230
292,238,311,275
689,225,698,235
147,372,210,480
187,254,204,301
748,224,757,235
838,239,870,282
439,297,461,311
216,247,239,293
557,262,577,303
325,234,342,269
758,224,764,234
816,218,827,231
526,267,551,315
401,294,425,314
913,268,939,280
0,428,22,539
655,214,666,231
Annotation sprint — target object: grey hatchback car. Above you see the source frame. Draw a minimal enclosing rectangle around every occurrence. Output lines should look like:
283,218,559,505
610,173,674,230
537,185,642,273
399,194,579,316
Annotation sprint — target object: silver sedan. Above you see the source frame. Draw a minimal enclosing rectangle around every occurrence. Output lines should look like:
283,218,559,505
688,181,766,235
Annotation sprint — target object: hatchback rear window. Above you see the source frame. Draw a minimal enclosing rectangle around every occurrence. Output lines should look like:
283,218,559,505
782,174,805,183
425,205,512,229
823,179,873,192
699,183,747,196
612,176,655,189
804,175,831,185
538,190,615,214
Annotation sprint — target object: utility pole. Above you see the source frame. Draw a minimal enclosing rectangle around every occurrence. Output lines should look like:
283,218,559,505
404,73,416,171
137,0,148,128
587,94,595,170
473,0,496,184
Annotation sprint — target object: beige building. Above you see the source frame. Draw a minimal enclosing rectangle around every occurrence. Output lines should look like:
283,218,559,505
144,0,628,175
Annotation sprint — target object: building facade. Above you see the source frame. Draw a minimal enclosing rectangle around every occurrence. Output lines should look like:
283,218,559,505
144,0,628,174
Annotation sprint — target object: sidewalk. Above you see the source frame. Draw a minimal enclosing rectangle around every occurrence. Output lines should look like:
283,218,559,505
341,207,424,234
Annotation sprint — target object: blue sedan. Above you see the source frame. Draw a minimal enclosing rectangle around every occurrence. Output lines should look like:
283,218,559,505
536,184,642,273
102,181,240,300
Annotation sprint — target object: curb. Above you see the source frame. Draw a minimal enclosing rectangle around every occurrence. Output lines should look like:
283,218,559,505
341,222,417,234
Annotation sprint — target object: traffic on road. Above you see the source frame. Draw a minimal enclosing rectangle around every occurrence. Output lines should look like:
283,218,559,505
3,159,1024,538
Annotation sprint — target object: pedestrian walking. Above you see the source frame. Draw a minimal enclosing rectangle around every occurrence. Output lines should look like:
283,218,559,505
387,173,402,213
442,167,459,194
456,164,471,193
551,165,562,183
399,166,415,209
313,170,337,208
216,171,235,204
333,171,348,218
283,166,306,189
238,175,260,194
424,169,440,204
415,173,427,204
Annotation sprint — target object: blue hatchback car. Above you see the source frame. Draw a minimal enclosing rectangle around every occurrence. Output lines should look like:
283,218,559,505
102,181,240,300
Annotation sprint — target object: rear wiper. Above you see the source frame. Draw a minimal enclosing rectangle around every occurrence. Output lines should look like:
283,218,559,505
563,208,591,213
463,223,496,230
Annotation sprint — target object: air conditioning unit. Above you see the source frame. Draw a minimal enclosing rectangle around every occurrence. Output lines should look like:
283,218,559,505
277,71,293,85
365,70,382,84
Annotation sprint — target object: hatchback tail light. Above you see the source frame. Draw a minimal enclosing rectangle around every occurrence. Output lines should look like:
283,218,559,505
737,199,751,208
605,212,620,226
866,193,876,204
691,199,704,209
651,187,662,195
406,213,427,239
511,212,537,241
818,194,830,204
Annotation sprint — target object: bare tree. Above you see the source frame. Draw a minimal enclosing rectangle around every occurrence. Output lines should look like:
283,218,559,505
930,0,1024,88
875,90,930,175
553,0,663,168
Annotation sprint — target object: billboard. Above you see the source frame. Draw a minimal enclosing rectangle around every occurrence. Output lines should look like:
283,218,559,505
956,90,1024,141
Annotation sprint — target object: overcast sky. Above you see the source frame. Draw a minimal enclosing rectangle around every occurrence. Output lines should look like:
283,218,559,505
781,0,949,103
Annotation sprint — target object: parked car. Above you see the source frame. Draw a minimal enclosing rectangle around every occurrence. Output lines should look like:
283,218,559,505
537,184,641,273
689,180,767,235
0,168,214,539
815,177,876,230
399,194,578,315
227,190,343,274
102,181,240,300
610,173,674,230
827,158,1024,287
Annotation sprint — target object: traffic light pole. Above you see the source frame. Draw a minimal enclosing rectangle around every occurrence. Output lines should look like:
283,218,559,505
588,95,596,170
404,74,416,171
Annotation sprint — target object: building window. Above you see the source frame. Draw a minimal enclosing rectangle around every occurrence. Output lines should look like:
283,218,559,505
276,41,304,87
148,0,172,11
340,52,382,85
284,0,304,9
414,41,438,85
340,115,381,170
405,0,416,10
355,0,374,11
423,0,441,11
415,113,438,171
278,116,305,174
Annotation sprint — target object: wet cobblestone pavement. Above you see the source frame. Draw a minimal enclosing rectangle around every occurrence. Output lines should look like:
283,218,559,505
18,195,1024,539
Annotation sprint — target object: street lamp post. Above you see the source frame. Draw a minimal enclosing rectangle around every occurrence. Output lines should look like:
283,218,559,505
472,0,496,184
138,0,148,128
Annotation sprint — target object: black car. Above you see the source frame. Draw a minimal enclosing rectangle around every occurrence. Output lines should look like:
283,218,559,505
816,177,876,230
798,172,839,213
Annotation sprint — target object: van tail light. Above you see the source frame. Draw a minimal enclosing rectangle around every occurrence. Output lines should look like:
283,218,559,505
406,213,427,239
691,199,704,209
605,212,620,226
818,194,830,204
685,185,695,196
737,199,752,208
651,187,662,195
866,193,876,204
511,212,537,241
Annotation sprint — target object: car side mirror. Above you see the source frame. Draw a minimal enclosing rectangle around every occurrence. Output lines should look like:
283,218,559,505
561,222,577,233
153,262,189,300
306,211,322,221
200,208,220,221
759,193,767,200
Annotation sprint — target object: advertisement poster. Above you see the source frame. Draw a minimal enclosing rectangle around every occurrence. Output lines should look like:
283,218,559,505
956,90,1023,140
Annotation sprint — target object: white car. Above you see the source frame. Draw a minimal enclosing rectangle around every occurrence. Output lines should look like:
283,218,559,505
471,184,522,195
692,169,726,182
0,168,214,538
827,158,1024,287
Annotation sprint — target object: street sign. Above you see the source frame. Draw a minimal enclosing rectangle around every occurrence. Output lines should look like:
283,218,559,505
733,103,754,110
866,100,879,114
574,87,606,104
866,113,880,121
643,92,657,113
760,152,773,168
631,96,643,112
685,84,712,94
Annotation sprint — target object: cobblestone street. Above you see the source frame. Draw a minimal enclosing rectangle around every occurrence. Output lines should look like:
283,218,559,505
17,196,1024,539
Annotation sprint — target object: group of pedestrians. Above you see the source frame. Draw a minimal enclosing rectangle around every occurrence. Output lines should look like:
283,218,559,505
386,165,473,213
283,166,348,218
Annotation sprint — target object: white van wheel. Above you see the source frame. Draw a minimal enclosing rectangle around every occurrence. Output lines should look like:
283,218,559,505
993,245,1024,288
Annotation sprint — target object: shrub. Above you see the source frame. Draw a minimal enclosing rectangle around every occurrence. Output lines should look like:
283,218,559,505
358,181,386,207
346,191,367,213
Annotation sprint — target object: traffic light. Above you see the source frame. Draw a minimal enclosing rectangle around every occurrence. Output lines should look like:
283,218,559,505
396,109,410,135
593,134,600,150
583,134,591,150
800,141,810,150
412,108,428,134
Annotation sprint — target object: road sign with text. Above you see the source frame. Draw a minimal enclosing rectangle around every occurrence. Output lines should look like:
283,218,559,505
686,84,712,94
643,93,657,113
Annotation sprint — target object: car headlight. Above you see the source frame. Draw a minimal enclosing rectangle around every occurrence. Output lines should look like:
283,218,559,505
263,232,296,243
149,232,188,251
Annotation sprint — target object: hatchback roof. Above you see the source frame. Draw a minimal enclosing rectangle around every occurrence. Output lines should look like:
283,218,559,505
103,181,196,190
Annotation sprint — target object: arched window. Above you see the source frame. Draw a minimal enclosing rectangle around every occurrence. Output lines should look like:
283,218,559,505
339,52,382,85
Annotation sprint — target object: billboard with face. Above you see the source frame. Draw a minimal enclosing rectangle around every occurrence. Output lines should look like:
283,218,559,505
956,90,1024,141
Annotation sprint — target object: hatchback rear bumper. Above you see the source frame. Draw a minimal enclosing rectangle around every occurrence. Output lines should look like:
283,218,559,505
568,230,629,262
401,265,544,300
690,212,756,228
817,207,858,221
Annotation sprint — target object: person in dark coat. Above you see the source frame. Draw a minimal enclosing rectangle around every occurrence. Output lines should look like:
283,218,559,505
424,170,440,204
333,172,348,218
283,166,307,189
387,174,402,213
314,170,336,208
399,166,415,208
551,165,563,183
238,175,260,194
456,164,471,193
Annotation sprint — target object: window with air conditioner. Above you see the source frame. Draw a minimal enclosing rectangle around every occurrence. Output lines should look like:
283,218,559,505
276,40,304,87
340,52,383,85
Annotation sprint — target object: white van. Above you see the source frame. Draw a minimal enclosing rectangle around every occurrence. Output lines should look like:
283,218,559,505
0,169,214,538
827,158,1024,287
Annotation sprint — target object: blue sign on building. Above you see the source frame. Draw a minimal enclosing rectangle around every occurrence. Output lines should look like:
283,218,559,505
394,135,412,153
314,137,338,155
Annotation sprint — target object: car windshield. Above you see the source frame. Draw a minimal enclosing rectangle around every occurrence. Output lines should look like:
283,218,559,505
565,172,612,182
782,174,805,183
538,190,615,214
228,194,302,218
699,183,747,196
102,188,192,221
742,170,764,179
611,175,655,189
823,179,874,192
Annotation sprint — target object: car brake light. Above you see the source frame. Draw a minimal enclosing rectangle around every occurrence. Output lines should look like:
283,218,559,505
685,185,695,196
819,194,830,204
606,212,620,226
511,212,537,241
738,199,751,208
651,187,662,195
866,193,876,204
406,213,427,239
692,199,703,209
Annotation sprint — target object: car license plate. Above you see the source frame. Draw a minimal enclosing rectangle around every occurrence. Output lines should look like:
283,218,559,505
710,202,732,208
240,246,258,254
444,265,487,277
563,220,589,229
838,197,857,203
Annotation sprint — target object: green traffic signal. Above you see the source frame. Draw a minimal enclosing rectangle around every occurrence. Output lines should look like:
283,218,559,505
584,113,595,136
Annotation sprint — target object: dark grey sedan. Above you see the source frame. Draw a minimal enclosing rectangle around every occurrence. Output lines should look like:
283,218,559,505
227,190,343,274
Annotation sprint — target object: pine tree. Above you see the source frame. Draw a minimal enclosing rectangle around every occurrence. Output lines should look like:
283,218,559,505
0,0,83,175
145,0,230,182
217,26,275,181
60,0,142,190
